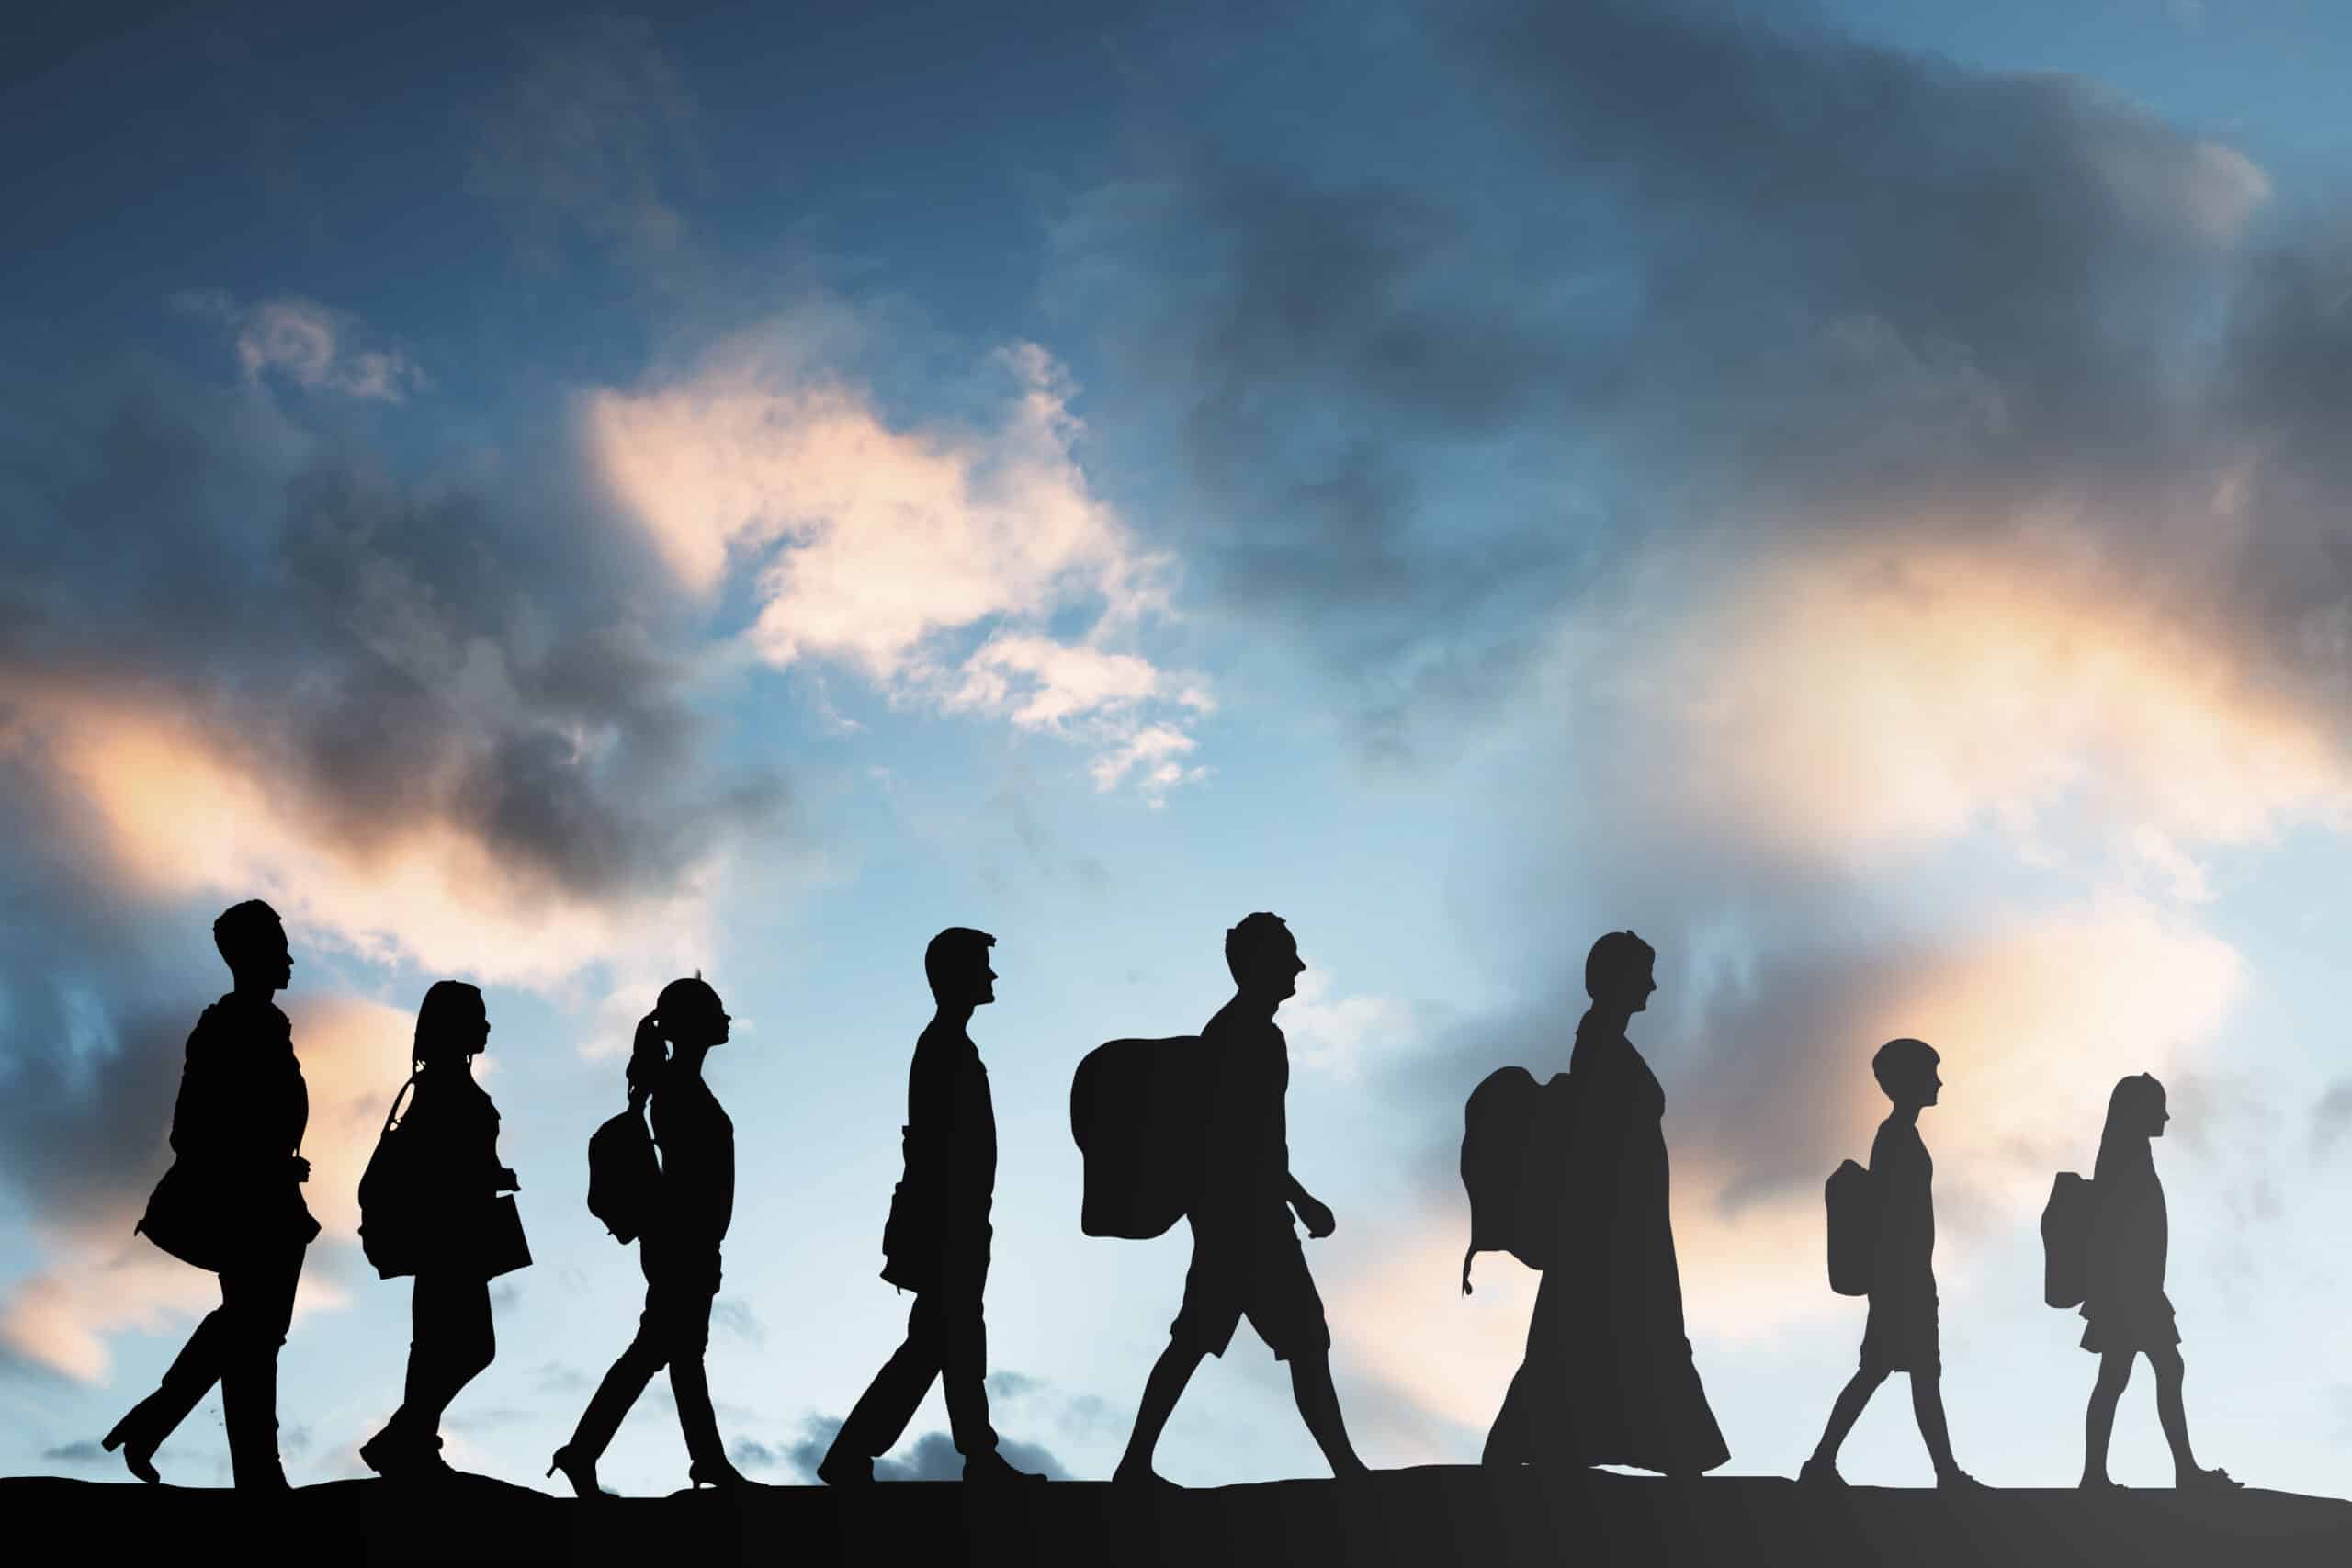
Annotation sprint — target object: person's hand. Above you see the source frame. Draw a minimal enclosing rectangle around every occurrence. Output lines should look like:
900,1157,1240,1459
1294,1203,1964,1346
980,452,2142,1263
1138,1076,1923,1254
1293,1193,1337,1239
291,1156,311,1183
497,1166,521,1192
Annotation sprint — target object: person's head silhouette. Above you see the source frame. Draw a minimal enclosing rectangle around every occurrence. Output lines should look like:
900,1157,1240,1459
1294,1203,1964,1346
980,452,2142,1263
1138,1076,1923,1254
1872,1037,1942,1111
213,899,292,994
1584,930,1657,1014
1226,912,1303,1006
414,980,490,1068
925,927,998,1010
2103,1072,2169,1142
628,975,730,1100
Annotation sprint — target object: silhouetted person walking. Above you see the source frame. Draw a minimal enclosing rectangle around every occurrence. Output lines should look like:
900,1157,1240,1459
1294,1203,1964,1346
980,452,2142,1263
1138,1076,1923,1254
1114,913,1367,1487
820,929,1046,1485
1802,1039,1980,1488
2078,1073,2239,1492
1485,931,1728,1476
106,899,321,1489
359,981,523,1477
549,977,752,1496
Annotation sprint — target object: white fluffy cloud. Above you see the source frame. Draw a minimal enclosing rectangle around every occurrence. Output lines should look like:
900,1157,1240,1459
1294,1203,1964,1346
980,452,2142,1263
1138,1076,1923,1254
585,330,1211,796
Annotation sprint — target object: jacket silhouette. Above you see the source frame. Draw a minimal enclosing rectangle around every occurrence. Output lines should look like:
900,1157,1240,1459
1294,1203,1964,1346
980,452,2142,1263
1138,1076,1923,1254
360,980,523,1478
549,976,751,1497
821,929,1042,1484
107,900,317,1489
1486,931,1728,1476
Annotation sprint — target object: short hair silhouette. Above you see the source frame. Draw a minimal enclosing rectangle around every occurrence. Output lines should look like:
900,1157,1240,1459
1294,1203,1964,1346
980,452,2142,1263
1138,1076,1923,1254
924,927,997,1000
413,979,486,1065
212,899,283,968
1584,930,1656,1000
1872,1037,1939,1095
1225,912,1292,984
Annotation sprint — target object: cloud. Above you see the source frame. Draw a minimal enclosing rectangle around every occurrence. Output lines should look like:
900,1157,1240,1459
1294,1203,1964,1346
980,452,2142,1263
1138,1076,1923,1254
2314,1084,2352,1159
466,12,707,279
0,995,413,1382
781,1413,1071,1481
709,1297,764,1345
175,291,428,402
731,1438,777,1471
40,1441,106,1464
585,326,1212,795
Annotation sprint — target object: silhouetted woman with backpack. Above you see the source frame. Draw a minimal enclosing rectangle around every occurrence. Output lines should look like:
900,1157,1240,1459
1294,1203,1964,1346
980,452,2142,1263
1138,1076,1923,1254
549,976,750,1496
1486,930,1729,1477
2078,1072,2239,1492
359,980,523,1477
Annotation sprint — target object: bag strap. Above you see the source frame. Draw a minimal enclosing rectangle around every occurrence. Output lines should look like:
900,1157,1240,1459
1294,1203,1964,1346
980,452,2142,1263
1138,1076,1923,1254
379,1072,421,1138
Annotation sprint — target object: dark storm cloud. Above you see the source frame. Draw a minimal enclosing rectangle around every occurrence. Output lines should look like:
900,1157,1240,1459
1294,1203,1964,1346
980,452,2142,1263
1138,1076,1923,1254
0,349,786,1233
1053,0,2326,765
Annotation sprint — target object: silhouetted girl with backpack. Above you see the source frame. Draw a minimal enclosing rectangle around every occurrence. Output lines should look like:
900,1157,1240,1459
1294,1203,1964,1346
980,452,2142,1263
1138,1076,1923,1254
549,976,750,1496
2078,1073,2239,1492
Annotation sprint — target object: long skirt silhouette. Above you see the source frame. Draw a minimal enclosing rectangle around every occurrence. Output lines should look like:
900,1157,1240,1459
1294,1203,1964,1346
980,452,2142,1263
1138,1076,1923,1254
1486,1022,1729,1474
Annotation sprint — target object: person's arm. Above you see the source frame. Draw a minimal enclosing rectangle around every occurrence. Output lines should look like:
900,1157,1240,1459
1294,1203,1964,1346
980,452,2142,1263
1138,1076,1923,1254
1284,1174,1335,1238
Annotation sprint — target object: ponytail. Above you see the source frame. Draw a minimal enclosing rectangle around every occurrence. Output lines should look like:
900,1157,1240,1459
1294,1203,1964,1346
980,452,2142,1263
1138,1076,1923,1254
627,1010,668,1105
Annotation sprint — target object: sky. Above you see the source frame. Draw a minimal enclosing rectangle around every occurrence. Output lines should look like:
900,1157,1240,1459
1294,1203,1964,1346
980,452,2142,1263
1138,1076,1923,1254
6,0,2352,1499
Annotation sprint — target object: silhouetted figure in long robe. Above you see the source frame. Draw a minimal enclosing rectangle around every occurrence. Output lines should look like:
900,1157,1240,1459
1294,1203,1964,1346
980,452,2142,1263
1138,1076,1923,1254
360,980,523,1477
549,976,751,1497
107,899,320,1489
821,928,1045,1484
1485,930,1728,1476
2078,1073,2238,1492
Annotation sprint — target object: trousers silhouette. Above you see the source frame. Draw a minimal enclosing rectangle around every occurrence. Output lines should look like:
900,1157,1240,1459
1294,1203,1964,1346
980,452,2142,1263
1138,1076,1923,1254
564,1241,725,1467
381,1274,495,1450
114,1244,303,1485
832,1277,998,1461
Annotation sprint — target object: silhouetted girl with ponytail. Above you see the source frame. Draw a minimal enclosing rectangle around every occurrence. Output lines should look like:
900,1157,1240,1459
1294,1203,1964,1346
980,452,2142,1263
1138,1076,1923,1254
550,977,749,1496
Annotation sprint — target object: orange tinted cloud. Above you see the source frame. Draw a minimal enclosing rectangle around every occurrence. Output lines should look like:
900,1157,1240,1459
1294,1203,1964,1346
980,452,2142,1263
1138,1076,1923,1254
8,686,718,989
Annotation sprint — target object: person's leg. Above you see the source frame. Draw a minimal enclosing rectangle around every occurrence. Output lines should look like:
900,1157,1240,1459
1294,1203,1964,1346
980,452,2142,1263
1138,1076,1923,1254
2148,1347,2203,1482
1288,1350,1368,1477
662,1252,737,1481
936,1273,1010,1466
391,1274,494,1447
2081,1349,2133,1487
1804,1365,1886,1477
1114,1339,1206,1483
562,1287,668,1465
1909,1372,1970,1481
107,1296,234,1478
824,1293,944,1479
220,1244,304,1490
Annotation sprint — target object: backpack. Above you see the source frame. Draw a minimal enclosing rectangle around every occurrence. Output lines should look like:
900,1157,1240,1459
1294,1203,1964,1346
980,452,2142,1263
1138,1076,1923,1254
1824,1158,1873,1297
587,1099,662,1245
1458,1066,1574,1295
1070,1037,1207,1240
2041,1171,2094,1308
356,1073,424,1280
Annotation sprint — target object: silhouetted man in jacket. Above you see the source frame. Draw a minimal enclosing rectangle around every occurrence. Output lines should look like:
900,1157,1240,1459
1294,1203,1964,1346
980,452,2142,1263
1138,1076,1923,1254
107,899,319,1488
820,928,1044,1484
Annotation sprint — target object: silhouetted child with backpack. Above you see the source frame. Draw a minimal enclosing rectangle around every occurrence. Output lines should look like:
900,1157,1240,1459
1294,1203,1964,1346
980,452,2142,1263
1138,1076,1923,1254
1803,1038,1981,1488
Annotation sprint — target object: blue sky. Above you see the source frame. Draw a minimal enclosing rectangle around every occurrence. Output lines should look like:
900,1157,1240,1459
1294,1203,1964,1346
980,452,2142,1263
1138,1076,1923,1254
7,0,2352,1499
